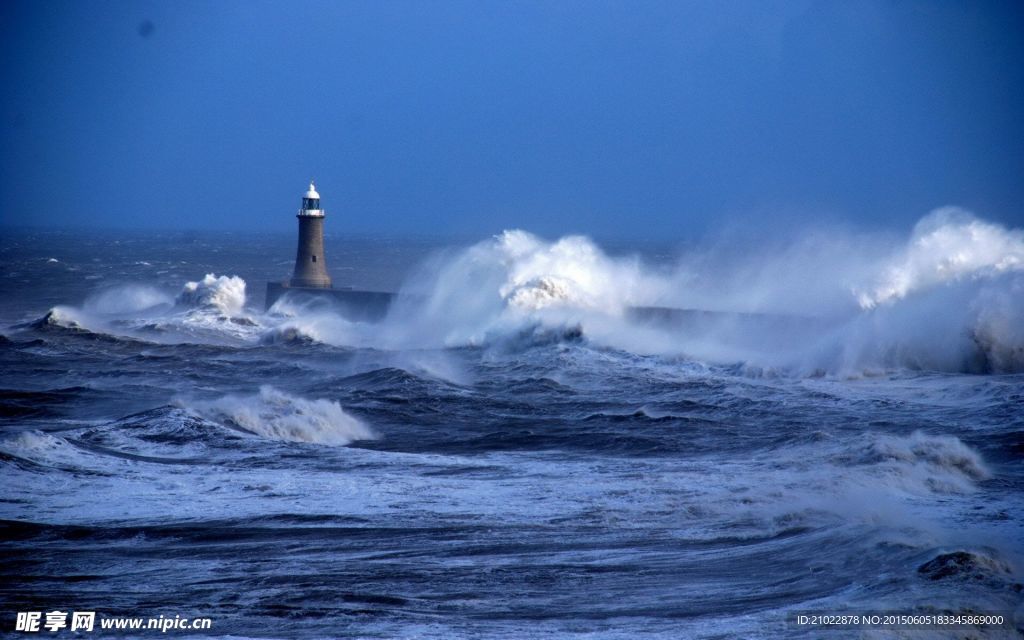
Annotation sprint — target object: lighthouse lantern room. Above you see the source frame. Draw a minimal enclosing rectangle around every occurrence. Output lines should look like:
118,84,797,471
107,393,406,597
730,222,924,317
300,182,323,216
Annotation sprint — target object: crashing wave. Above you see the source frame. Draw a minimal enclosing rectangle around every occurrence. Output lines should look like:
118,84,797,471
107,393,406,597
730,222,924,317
843,431,989,494
384,230,661,348
856,208,1024,309
917,550,1014,583
493,230,658,313
179,386,374,445
488,321,585,350
824,272,1024,375
28,307,89,332
15,276,260,346
20,307,156,346
176,274,247,316
260,325,321,346
259,306,360,346
378,214,1024,373
0,429,94,470
2,430,69,453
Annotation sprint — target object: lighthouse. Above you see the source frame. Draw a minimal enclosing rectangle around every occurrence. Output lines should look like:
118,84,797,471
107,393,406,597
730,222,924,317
289,181,332,289
265,181,395,318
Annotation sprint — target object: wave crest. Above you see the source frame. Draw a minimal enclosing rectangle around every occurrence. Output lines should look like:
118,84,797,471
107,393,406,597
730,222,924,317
180,386,374,446
30,306,89,332
849,431,989,493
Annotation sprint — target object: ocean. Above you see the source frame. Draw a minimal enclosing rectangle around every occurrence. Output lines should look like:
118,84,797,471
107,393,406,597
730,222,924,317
1,213,1022,638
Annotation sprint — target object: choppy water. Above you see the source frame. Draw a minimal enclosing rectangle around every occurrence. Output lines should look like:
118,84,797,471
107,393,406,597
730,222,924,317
1,218,1022,638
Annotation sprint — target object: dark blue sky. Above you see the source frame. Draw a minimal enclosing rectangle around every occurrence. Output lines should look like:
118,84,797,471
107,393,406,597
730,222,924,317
1,0,1022,239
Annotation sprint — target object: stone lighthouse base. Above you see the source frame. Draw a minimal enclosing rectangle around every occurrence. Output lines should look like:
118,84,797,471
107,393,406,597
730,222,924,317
265,282,397,322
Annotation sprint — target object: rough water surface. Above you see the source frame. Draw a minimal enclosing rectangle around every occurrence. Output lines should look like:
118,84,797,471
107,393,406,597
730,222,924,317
1,220,1022,638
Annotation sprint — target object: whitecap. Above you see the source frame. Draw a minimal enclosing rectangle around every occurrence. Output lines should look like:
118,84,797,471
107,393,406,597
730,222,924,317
179,386,374,446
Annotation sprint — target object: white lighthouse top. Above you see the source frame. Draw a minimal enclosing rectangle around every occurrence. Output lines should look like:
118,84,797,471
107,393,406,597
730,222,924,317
298,180,325,217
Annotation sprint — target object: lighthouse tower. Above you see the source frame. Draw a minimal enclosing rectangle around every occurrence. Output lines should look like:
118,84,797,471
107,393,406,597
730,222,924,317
289,181,332,289
267,180,393,315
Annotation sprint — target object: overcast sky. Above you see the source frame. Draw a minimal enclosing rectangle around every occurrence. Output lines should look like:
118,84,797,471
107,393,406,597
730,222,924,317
1,0,1022,239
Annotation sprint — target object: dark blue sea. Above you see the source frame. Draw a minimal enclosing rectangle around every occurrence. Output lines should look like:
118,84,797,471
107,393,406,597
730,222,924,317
1,215,1022,638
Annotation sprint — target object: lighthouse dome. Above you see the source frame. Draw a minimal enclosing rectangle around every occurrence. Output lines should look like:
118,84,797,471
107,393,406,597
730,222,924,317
304,182,320,199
